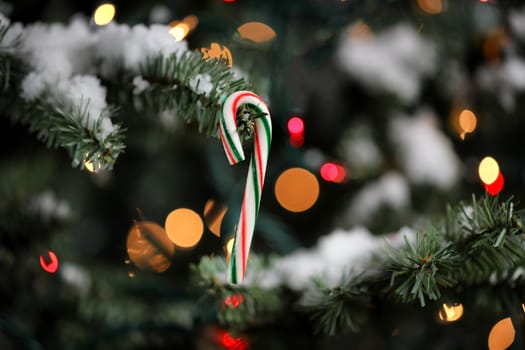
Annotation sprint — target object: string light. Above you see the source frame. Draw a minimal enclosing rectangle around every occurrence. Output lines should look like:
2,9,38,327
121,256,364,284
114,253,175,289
40,251,59,273
438,303,464,323
200,42,233,67
126,221,174,272
93,3,116,26
274,168,320,212
203,199,228,237
287,116,305,147
488,317,515,350
484,171,504,196
320,162,347,183
417,0,443,14
237,22,276,44
478,156,500,185
458,109,477,139
165,208,204,248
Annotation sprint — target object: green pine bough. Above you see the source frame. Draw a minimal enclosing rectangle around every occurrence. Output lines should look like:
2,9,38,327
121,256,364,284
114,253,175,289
0,20,255,171
191,195,525,335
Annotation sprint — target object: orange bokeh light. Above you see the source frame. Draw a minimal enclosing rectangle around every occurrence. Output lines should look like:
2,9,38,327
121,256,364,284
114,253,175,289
417,0,443,14
165,208,204,248
237,22,276,44
204,199,228,237
274,168,320,212
126,221,174,272
488,317,515,350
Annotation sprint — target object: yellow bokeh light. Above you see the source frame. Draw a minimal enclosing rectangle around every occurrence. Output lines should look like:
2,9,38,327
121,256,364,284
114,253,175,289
225,237,235,261
93,3,116,26
274,167,320,213
165,208,204,248
488,317,515,350
237,22,276,44
83,159,98,173
204,199,228,237
438,303,464,322
169,23,189,41
417,0,443,14
479,156,500,185
126,221,174,272
201,42,233,67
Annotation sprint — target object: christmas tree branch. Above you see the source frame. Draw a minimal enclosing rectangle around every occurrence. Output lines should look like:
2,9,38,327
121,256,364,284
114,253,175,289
138,52,255,138
1,16,258,171
191,195,525,335
190,256,282,328
13,100,125,171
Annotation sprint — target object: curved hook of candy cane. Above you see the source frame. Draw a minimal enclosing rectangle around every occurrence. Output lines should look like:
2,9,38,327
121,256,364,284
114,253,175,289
219,91,272,284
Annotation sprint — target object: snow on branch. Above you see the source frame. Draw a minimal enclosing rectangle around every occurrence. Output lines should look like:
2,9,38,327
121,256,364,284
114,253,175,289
0,13,254,170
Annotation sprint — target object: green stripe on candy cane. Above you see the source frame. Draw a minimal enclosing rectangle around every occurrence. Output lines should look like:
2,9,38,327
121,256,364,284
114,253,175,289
218,91,272,284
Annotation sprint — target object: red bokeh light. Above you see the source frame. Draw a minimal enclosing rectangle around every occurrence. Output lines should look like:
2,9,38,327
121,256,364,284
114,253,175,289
220,332,248,350
224,0,236,3
484,171,504,196
287,116,304,136
289,135,304,148
224,294,244,308
320,162,347,183
40,250,59,273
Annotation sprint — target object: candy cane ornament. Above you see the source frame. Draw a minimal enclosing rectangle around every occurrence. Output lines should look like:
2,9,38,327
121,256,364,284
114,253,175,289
219,91,272,284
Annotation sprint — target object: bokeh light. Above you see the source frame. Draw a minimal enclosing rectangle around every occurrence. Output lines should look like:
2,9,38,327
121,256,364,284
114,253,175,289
224,294,244,308
220,331,248,350
225,236,235,261
93,3,116,26
201,42,233,67
484,171,504,196
40,250,59,273
126,221,174,272
438,303,464,323
458,109,477,139
204,199,228,237
287,116,304,136
169,22,189,41
488,317,515,350
183,15,198,31
274,168,320,212
417,0,443,14
347,20,373,40
289,135,304,148
165,208,204,248
478,156,500,185
320,162,347,183
484,28,507,63
237,22,276,44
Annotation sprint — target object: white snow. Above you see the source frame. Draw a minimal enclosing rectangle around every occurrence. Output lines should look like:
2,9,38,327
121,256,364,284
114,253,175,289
338,124,383,176
132,75,150,95
95,23,188,75
337,24,436,103
12,14,192,141
389,111,460,189
255,226,416,290
510,7,525,40
188,73,213,97
477,56,525,111
60,262,92,294
29,190,71,220
258,227,381,290
342,171,410,225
